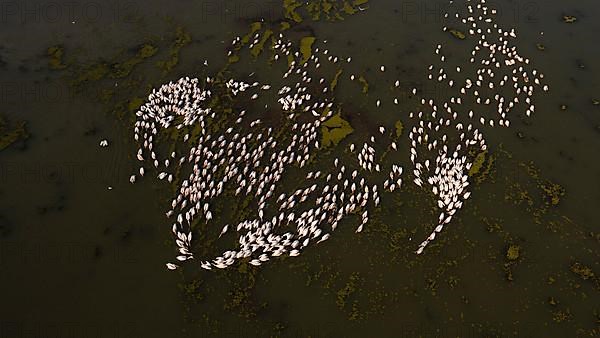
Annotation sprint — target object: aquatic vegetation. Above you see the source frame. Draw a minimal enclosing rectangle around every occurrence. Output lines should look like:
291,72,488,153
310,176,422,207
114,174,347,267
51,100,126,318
540,181,565,206
330,69,343,90
156,27,191,74
0,115,29,151
283,0,303,23
563,15,577,23
321,111,354,147
506,244,520,261
47,46,68,70
358,75,368,93
293,0,369,22
394,120,403,137
250,29,273,58
449,29,466,40
299,36,316,64
570,262,595,281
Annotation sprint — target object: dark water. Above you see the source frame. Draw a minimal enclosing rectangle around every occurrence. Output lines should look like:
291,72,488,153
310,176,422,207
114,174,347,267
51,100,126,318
0,1,599,337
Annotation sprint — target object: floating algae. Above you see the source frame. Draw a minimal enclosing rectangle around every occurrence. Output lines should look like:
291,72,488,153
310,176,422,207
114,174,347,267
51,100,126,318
0,115,29,151
299,36,316,64
336,272,360,310
358,75,369,93
47,46,67,70
280,21,291,31
449,29,466,40
283,0,303,23
301,0,369,21
127,97,145,112
394,120,403,137
250,29,273,58
321,111,354,147
71,42,159,87
156,26,191,74
469,150,487,175
113,44,160,78
539,181,565,206
241,22,262,44
570,262,595,281
139,44,159,58
506,244,520,261
330,68,343,90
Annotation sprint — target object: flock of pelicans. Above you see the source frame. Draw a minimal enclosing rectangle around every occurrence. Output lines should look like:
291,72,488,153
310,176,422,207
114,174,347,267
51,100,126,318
127,0,549,271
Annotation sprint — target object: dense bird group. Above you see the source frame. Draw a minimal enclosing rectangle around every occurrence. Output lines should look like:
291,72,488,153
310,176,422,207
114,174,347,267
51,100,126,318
128,0,548,271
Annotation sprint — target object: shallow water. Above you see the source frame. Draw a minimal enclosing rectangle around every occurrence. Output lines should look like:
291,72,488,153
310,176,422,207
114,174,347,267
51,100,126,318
0,0,599,337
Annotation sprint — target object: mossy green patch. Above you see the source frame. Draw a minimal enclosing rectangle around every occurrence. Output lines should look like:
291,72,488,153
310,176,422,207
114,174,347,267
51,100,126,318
241,22,262,44
128,97,144,112
228,55,240,64
506,244,520,261
72,63,110,86
394,120,403,137
321,111,354,147
570,262,594,280
47,46,67,70
139,44,158,59
283,0,303,23
358,75,369,93
469,150,487,176
280,21,291,31
299,36,316,64
250,29,273,58
301,0,368,21
330,69,343,90
0,116,29,151
449,29,466,40
539,181,564,206
156,26,191,74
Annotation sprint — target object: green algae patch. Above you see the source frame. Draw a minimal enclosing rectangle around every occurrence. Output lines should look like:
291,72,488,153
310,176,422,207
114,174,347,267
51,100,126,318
127,97,144,112
394,120,403,137
321,112,354,147
299,36,316,64
250,29,273,58
342,2,357,15
228,55,240,64
506,244,520,261
449,29,466,40
330,69,343,90
539,181,564,206
358,75,369,93
139,44,158,59
336,272,360,310
469,150,487,176
570,262,594,280
110,43,160,79
47,46,68,70
301,0,368,22
0,116,29,151
280,21,291,31
72,63,110,86
283,0,303,23
241,22,262,44
156,26,191,74
468,149,494,183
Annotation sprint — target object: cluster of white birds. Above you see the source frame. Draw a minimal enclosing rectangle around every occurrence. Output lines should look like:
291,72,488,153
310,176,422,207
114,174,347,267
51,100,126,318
406,0,548,253
128,0,547,271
